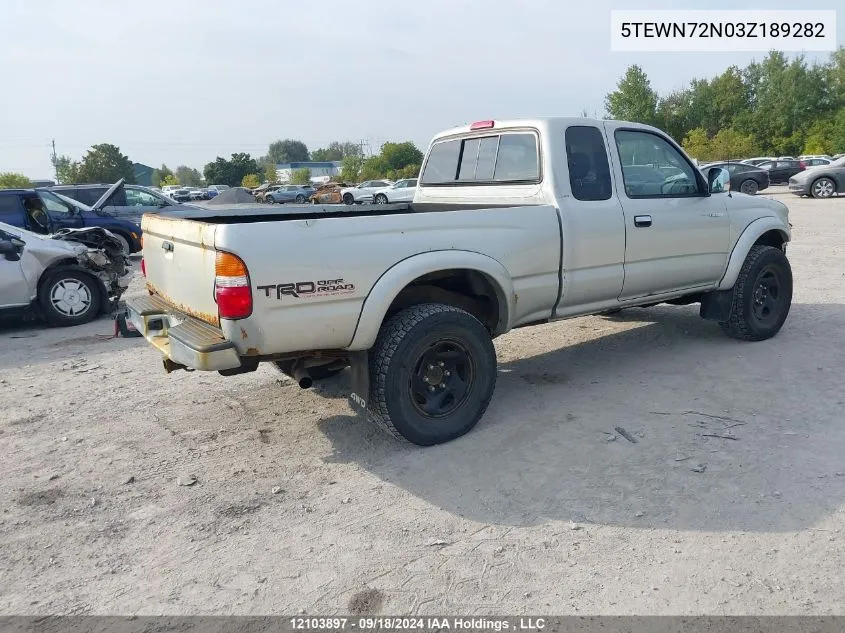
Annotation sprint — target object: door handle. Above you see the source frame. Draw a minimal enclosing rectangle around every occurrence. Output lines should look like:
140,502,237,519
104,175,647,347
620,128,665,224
634,215,652,228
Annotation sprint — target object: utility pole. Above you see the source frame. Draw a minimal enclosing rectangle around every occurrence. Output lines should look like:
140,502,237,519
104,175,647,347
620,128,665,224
51,139,58,182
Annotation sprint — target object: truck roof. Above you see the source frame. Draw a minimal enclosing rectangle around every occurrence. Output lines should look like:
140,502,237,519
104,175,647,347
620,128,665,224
430,117,656,142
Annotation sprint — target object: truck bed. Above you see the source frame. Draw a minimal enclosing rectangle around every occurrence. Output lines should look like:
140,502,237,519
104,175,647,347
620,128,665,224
159,202,526,224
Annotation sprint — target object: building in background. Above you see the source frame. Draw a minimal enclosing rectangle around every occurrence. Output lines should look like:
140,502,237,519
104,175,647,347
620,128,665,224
275,161,341,184
133,162,155,187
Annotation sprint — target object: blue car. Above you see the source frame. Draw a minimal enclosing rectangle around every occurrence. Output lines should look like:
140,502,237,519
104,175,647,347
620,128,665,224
0,181,142,254
266,185,315,204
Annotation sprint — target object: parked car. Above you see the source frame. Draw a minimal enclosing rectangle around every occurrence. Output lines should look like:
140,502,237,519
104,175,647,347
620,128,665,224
161,185,181,198
126,117,792,446
802,158,831,168
0,183,142,254
252,183,282,203
266,185,315,204
371,179,418,204
207,185,230,199
756,159,805,184
308,182,347,204
798,154,832,161
170,188,192,202
699,162,769,195
0,221,130,326
788,156,845,198
49,182,186,225
188,187,208,201
340,180,392,204
741,157,776,166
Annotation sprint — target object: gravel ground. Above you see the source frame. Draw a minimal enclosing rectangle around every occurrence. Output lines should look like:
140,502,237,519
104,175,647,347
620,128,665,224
1,187,844,615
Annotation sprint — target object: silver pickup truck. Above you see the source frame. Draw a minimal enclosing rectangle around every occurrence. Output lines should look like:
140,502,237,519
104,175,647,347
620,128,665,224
127,118,792,446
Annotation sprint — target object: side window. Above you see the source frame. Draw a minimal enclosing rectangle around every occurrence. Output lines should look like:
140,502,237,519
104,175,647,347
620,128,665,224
126,189,159,206
564,126,612,201
76,188,108,206
614,130,701,198
0,195,22,218
407,179,418,187
37,191,73,216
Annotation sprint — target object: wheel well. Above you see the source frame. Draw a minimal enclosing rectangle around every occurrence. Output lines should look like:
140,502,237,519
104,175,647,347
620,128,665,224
386,269,505,334
812,175,836,190
753,229,787,250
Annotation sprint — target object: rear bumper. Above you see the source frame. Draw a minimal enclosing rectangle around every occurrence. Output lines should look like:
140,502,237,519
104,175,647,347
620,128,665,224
125,294,241,371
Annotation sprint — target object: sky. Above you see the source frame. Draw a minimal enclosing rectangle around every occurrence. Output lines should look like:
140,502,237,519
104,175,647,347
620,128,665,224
0,0,842,178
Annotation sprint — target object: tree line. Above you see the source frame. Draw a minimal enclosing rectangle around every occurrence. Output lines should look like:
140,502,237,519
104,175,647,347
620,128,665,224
605,48,845,161
0,138,425,190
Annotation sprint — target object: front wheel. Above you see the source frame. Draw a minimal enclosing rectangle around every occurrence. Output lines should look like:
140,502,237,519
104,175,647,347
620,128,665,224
719,245,792,341
295,194,305,203
38,270,101,327
811,177,836,199
367,304,497,446
739,179,759,195
343,193,354,205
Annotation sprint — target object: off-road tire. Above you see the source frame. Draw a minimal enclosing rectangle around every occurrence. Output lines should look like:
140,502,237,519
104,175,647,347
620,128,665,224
367,303,497,446
719,245,792,341
38,269,101,327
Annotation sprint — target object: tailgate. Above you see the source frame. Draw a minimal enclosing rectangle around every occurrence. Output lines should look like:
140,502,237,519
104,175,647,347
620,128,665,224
140,214,219,325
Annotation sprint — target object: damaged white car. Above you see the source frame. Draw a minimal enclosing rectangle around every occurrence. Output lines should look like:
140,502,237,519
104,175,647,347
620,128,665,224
0,222,131,327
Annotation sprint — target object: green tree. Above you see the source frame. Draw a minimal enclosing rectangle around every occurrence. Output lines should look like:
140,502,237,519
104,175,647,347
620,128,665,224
161,174,179,187
264,162,278,184
241,173,261,189
151,163,175,188
52,155,81,184
340,154,364,182
380,142,424,171
311,141,362,162
175,165,203,187
0,172,32,189
77,143,135,184
359,155,390,180
681,128,712,161
708,128,759,160
290,168,312,185
267,139,309,163
604,64,658,125
203,153,259,187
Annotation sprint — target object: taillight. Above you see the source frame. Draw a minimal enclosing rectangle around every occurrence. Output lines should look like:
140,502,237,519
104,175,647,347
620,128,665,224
798,161,806,169
215,251,252,319
140,258,146,277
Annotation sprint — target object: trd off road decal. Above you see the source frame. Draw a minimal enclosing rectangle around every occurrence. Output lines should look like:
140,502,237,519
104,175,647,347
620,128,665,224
257,279,355,300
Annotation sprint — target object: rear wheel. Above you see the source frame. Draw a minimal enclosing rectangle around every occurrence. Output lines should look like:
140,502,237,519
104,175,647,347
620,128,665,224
811,177,836,199
343,193,354,205
719,245,792,341
367,303,497,446
39,270,101,327
739,179,759,195
295,194,306,203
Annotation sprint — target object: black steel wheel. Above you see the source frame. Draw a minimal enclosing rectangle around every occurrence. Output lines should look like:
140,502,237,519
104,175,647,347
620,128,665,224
720,245,792,341
367,303,496,446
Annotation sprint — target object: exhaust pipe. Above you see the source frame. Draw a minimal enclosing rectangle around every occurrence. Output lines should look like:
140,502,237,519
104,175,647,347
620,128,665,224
292,363,313,389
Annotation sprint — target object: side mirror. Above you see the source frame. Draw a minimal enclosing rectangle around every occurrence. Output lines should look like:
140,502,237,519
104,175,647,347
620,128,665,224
707,167,730,193
0,239,22,261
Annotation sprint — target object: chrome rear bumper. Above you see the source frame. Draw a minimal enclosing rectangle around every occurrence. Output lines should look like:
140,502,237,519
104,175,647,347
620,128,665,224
126,294,241,371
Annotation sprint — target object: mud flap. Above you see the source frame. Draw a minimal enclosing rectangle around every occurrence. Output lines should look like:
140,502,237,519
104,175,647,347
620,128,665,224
348,350,369,415
700,290,733,322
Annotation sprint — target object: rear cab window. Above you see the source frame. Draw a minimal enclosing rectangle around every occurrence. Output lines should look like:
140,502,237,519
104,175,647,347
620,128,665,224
421,131,540,185
564,126,612,201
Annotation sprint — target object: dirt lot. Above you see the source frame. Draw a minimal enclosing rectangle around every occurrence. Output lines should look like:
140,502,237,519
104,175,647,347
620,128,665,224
1,187,844,615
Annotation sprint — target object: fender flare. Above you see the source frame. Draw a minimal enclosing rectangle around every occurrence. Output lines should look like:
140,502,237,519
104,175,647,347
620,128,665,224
716,217,790,290
346,250,515,351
